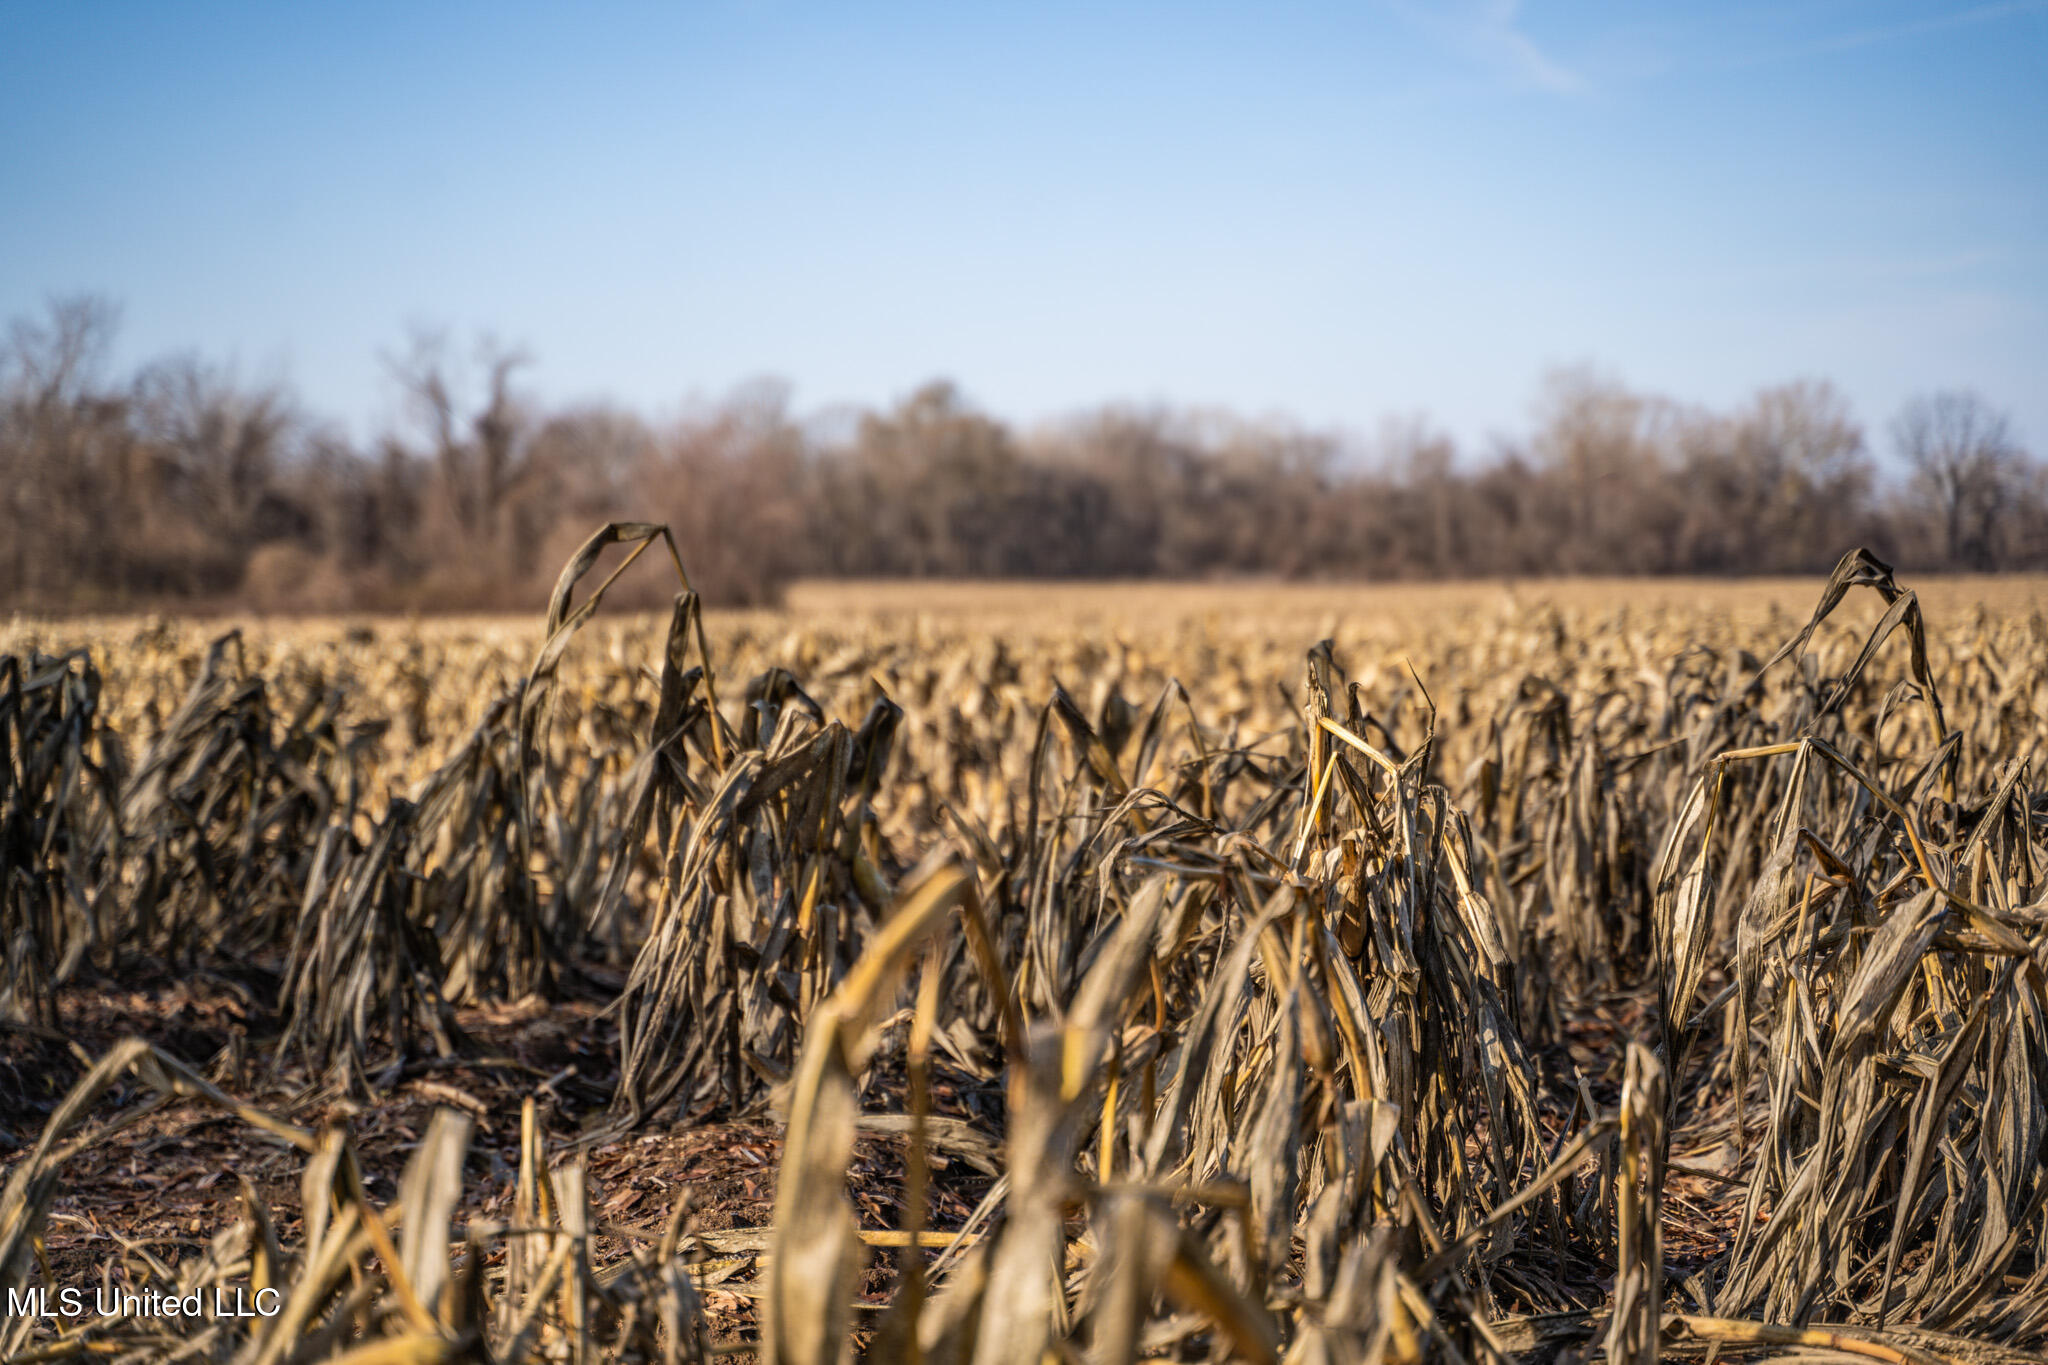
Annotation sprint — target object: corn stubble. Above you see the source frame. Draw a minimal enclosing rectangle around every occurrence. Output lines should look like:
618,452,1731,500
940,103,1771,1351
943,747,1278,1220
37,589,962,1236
2,534,2046,1363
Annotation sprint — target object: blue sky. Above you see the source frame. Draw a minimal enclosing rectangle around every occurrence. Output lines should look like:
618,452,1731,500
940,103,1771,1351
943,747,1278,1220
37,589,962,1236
2,1,2043,460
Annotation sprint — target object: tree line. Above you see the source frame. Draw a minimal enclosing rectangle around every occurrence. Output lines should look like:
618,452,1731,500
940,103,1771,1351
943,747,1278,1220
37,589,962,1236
4,296,2042,612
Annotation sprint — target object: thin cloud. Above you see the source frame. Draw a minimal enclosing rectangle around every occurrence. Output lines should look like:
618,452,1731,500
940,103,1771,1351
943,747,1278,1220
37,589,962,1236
1388,0,1588,95
1732,0,2048,66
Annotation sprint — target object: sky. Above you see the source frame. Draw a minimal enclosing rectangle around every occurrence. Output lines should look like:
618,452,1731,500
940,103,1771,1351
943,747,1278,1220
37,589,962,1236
2,1,2044,461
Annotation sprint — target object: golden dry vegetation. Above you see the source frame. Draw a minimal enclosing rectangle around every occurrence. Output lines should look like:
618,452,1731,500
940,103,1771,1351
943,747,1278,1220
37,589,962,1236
3,545,2047,1363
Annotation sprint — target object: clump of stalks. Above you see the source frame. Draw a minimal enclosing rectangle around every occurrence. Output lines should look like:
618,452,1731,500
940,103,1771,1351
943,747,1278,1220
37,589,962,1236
2,536,2044,1362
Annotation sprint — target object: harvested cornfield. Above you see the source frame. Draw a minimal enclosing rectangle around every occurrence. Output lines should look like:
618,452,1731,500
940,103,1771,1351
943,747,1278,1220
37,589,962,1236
2,534,2046,1363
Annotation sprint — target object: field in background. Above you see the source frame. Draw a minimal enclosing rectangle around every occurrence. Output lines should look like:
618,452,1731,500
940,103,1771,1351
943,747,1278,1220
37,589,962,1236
15,571,2047,660
3,561,2046,1361
782,573,2048,624
777,575,2048,650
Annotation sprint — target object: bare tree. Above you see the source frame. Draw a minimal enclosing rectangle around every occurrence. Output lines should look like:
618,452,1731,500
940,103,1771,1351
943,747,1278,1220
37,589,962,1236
1675,381,1873,573
1,297,126,602
383,330,539,599
1529,368,1685,574
132,355,297,539
4,295,117,413
1371,416,1461,575
1892,391,2023,570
